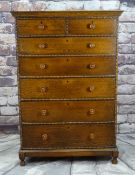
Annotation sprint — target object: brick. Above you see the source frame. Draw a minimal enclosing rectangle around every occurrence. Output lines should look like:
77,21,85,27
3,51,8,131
0,45,10,56
6,56,17,67
117,114,127,124
120,3,135,12
0,24,14,34
127,114,135,123
12,1,32,11
2,12,15,23
0,106,18,115
119,44,132,54
118,75,135,85
118,33,130,44
65,1,84,10
0,66,12,76
9,45,16,56
131,34,135,44
0,97,7,106
0,34,15,44
0,1,11,12
118,54,135,65
100,1,120,10
47,2,66,10
8,96,18,106
119,123,135,133
119,65,135,75
118,95,135,105
32,1,48,11
118,85,135,95
132,44,135,53
0,116,19,125
0,76,17,87
0,87,18,96
119,12,135,22
84,1,100,10
0,56,7,66
119,23,135,33
118,105,135,114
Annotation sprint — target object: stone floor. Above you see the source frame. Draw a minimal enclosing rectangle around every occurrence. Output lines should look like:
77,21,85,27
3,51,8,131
0,134,135,175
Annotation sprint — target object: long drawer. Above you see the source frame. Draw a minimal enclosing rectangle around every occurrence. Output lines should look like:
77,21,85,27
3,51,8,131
20,78,115,99
68,19,117,35
19,57,116,76
18,37,116,55
21,100,115,123
22,124,115,149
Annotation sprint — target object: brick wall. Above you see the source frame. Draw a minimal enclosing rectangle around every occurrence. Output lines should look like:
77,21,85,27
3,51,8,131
0,0,135,134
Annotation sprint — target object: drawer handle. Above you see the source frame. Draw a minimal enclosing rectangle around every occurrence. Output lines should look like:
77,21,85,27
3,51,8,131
42,133,48,141
41,87,48,93
40,64,48,70
87,23,96,29
88,109,95,115
87,43,95,48
38,43,48,49
41,109,48,116
87,64,96,69
87,86,95,92
89,133,95,140
38,24,46,30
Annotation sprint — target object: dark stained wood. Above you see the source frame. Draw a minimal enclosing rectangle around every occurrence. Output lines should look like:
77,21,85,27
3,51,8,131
20,78,115,99
68,19,117,35
17,19,65,35
18,37,116,55
19,56,116,76
21,100,115,123
22,124,115,148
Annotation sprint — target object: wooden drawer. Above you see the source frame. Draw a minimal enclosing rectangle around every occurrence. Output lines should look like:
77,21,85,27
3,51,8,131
18,37,116,55
21,100,115,123
22,124,115,149
19,57,115,76
68,19,117,35
20,78,115,99
17,19,65,35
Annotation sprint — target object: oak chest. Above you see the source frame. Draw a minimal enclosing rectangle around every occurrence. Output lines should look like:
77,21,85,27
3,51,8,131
12,11,122,166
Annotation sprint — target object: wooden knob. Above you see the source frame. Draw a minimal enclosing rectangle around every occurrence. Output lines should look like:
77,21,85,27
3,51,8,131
41,109,48,116
88,109,95,115
87,64,96,69
87,23,96,29
89,133,95,140
41,87,48,93
87,86,95,92
40,64,48,69
87,43,95,48
38,43,48,49
38,24,45,30
42,133,48,141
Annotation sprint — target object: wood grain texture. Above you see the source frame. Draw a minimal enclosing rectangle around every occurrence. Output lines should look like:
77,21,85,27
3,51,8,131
19,56,116,76
22,124,115,149
21,100,115,123
20,78,115,99
18,37,116,55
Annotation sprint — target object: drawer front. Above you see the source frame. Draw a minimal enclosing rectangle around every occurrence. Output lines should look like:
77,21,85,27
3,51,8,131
22,124,115,148
18,37,116,55
20,78,115,99
17,19,65,35
68,19,117,35
21,100,115,123
19,57,115,76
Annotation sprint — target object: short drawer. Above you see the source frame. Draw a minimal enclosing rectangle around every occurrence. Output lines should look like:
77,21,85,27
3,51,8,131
18,37,116,55
20,78,115,99
22,124,115,149
19,57,115,76
17,19,65,35
21,100,115,123
68,19,117,35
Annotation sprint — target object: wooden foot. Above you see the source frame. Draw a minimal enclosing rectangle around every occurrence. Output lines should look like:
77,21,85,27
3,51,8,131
19,151,25,166
111,150,118,164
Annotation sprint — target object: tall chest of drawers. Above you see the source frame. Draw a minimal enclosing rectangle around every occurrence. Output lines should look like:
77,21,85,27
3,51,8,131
12,11,122,166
